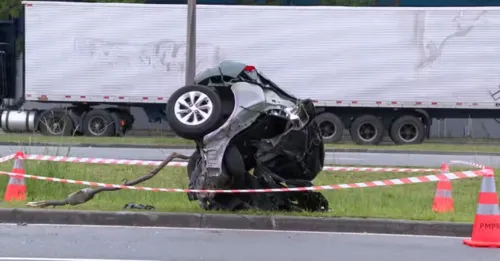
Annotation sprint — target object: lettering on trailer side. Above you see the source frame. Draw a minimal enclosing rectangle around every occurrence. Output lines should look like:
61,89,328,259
415,10,486,70
72,37,224,73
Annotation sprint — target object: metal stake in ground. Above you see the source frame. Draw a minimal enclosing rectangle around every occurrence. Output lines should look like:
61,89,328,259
26,152,189,208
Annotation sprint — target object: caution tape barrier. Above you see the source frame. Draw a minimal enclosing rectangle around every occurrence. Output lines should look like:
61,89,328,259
0,168,492,193
18,154,442,173
0,154,15,163
449,160,487,169
0,153,492,177
0,154,492,173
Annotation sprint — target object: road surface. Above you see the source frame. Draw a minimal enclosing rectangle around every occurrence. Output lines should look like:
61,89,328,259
0,145,497,167
0,224,498,261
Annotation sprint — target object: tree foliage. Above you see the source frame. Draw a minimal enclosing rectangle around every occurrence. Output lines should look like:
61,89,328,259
0,0,374,19
0,0,373,56
0,0,22,20
87,0,147,3
321,0,374,5
0,0,148,20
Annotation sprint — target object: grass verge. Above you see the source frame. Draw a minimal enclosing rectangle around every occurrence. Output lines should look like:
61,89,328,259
2,133,500,154
3,133,195,146
0,160,492,222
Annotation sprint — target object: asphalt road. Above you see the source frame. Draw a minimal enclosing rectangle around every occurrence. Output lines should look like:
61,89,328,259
0,145,498,168
0,224,498,261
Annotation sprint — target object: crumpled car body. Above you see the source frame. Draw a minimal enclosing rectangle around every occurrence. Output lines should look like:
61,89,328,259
165,61,329,212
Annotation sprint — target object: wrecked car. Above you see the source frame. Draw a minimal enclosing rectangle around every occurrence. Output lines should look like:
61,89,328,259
164,61,329,212
26,61,329,213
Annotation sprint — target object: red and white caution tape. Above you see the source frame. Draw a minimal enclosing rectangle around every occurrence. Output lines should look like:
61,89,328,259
0,168,491,193
324,166,439,173
449,160,487,169
0,154,15,163
21,154,440,173
24,154,176,167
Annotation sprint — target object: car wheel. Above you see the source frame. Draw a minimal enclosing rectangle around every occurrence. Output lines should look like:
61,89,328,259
166,85,223,140
349,115,384,145
389,115,425,145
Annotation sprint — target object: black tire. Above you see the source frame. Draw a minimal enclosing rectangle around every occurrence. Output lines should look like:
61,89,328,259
314,112,344,143
187,150,201,180
187,145,247,188
166,85,223,140
82,109,116,137
108,108,135,135
186,149,201,201
222,145,247,188
349,115,384,145
389,115,426,145
38,109,74,136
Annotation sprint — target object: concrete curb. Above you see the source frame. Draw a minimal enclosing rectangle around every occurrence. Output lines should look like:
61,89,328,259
0,141,498,156
0,208,473,237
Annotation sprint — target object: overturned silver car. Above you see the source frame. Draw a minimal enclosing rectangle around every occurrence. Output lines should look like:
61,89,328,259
25,61,329,212
165,61,329,212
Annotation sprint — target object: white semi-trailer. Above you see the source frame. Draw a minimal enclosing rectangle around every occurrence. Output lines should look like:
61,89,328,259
0,1,498,145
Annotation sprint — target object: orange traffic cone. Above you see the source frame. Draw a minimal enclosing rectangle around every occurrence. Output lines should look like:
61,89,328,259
432,163,454,213
4,151,27,201
463,167,500,248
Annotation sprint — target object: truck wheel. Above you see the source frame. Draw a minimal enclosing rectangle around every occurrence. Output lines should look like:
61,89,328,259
38,110,75,136
314,112,344,143
107,108,135,136
349,115,384,145
82,109,116,137
389,115,425,145
166,85,222,140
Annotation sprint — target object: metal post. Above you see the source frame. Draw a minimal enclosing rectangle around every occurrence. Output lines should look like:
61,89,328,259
185,0,197,85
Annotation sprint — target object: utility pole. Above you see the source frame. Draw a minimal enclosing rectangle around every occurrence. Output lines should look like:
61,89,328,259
185,0,196,85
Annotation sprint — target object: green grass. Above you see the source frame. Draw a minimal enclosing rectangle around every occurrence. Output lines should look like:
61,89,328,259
2,133,195,146
2,133,500,153
0,159,493,222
